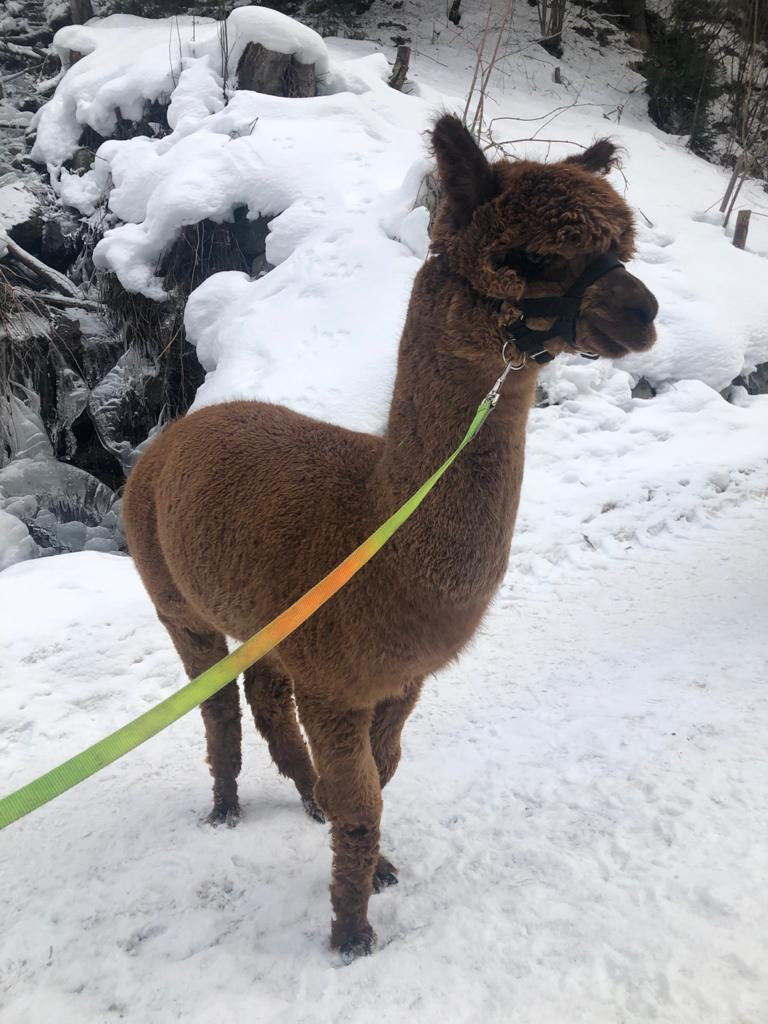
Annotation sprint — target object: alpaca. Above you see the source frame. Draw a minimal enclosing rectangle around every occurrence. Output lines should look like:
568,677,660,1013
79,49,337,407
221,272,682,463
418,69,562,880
122,115,657,960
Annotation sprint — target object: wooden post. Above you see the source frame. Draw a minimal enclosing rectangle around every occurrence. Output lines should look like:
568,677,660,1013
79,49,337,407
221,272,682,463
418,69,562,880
554,66,562,84
388,46,411,91
733,209,751,250
447,0,462,25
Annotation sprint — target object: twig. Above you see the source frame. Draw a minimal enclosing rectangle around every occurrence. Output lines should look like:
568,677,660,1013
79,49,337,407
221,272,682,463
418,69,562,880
14,288,103,312
486,137,586,152
0,61,48,85
488,102,606,125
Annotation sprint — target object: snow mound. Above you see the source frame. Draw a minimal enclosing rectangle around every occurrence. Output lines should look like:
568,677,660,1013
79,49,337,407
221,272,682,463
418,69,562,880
32,10,330,172
0,509,37,570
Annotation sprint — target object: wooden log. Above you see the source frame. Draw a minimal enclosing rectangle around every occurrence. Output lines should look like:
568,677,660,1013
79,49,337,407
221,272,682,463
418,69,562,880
236,42,316,98
4,236,80,297
733,209,751,250
388,46,411,91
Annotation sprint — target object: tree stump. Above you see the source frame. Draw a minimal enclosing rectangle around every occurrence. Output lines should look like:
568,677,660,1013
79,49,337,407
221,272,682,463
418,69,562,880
70,0,93,25
733,209,751,250
236,42,317,98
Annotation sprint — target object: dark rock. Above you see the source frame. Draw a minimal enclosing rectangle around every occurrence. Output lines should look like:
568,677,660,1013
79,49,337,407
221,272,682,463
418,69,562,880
69,146,95,174
40,208,81,271
732,361,768,396
631,377,656,399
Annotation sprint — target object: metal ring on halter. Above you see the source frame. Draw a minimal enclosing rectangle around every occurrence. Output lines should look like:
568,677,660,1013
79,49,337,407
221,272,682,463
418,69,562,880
501,339,527,370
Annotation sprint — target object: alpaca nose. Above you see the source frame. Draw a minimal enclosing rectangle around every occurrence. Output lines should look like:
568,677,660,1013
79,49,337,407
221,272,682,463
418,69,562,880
626,286,658,324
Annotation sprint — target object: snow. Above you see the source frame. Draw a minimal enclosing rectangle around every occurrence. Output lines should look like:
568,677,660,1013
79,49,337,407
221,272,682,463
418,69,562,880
1,505,766,1022
0,508,37,569
32,11,329,174
3,2,768,1018
0,178,38,232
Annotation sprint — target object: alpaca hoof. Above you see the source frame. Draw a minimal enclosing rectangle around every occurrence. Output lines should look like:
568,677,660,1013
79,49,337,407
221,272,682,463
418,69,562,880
302,795,326,823
372,871,399,894
205,803,240,828
372,855,399,893
337,926,376,964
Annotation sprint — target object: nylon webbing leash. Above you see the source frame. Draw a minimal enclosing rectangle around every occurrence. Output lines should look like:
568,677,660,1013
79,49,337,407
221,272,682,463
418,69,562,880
0,359,520,831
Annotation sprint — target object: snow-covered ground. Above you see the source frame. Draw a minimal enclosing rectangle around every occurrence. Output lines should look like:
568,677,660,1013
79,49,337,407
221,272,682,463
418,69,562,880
1,502,766,1023
2,2,768,1019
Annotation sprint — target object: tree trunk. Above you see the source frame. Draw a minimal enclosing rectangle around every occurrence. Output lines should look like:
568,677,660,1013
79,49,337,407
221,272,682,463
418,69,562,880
608,0,649,50
447,0,462,25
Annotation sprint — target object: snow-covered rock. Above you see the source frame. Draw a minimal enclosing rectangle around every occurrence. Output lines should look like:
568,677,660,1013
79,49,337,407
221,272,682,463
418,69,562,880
0,175,42,252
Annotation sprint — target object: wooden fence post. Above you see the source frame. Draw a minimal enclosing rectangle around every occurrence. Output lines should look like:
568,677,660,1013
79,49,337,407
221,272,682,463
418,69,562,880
388,46,411,91
733,209,751,250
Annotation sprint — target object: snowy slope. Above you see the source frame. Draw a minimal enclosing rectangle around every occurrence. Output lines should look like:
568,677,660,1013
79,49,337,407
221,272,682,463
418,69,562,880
2,3,768,1020
1,506,766,1023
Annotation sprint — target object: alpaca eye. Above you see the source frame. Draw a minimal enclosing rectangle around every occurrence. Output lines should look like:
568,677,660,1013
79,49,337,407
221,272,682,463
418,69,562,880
496,249,549,279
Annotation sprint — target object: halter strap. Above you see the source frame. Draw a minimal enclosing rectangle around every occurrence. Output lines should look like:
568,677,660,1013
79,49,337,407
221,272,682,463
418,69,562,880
505,253,623,364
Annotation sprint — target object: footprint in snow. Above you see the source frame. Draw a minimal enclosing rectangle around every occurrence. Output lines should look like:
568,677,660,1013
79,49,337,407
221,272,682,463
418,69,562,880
118,923,167,956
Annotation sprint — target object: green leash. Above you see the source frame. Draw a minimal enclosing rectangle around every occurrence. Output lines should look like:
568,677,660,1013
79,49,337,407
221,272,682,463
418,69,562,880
0,361,518,831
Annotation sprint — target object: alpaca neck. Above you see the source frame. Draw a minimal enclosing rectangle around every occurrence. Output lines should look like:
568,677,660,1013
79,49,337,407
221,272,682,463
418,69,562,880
373,259,538,600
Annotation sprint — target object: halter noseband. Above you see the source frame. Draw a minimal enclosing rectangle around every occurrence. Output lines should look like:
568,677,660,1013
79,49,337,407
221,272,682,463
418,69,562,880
505,252,624,364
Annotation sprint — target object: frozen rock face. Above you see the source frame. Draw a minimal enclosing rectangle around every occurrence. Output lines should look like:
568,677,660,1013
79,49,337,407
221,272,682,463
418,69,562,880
0,393,125,567
87,348,162,473
0,455,121,560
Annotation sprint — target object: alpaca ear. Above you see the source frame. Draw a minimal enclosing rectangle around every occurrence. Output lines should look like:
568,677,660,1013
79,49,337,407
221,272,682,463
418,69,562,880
432,114,497,229
564,139,621,176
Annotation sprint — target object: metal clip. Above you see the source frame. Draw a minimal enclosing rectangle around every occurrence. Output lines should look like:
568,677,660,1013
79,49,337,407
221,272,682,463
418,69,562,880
486,344,527,407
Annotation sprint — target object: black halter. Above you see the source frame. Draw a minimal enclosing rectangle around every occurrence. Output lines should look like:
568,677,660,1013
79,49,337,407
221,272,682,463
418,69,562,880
505,252,623,364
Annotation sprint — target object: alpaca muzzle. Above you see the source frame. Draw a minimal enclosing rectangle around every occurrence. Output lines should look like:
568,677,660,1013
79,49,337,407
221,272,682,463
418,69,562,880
504,252,624,364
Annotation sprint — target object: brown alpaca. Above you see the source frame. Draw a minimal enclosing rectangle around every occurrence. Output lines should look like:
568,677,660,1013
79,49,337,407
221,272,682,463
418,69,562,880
122,115,657,960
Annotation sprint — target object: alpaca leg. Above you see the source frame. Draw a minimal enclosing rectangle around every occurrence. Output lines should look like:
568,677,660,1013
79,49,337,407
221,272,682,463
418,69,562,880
369,678,424,891
159,614,242,826
297,695,381,960
370,678,423,789
242,658,322,821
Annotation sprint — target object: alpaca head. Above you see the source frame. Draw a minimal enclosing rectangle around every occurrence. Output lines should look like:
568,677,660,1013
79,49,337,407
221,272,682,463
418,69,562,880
431,115,658,362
